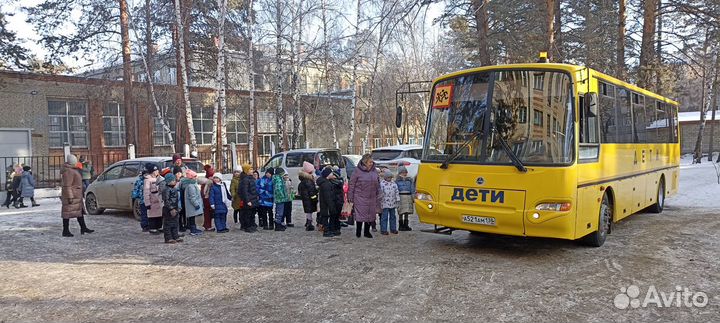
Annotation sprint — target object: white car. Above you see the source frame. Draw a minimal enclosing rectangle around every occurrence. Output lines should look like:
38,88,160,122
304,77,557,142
370,144,425,178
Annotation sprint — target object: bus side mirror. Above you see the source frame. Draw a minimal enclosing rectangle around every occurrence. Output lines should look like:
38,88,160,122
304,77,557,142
395,106,403,128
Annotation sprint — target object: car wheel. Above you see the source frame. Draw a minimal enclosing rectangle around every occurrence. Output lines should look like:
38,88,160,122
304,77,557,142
132,199,141,221
85,193,105,215
583,193,612,247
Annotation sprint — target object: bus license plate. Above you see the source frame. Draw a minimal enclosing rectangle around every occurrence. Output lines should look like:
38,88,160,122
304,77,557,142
462,215,496,226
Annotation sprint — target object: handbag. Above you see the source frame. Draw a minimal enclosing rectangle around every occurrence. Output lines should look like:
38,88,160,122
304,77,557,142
340,200,353,220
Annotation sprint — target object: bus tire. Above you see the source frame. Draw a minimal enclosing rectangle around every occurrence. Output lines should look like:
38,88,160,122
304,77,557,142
648,177,665,214
583,193,612,247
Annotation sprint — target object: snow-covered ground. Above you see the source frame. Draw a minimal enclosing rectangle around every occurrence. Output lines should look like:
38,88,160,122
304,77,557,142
668,154,720,209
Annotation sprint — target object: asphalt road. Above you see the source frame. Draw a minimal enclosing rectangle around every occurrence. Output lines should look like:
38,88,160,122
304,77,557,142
0,196,718,323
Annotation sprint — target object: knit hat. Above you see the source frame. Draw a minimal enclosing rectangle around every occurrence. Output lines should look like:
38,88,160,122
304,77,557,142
145,162,158,174
160,167,172,176
274,167,285,176
172,153,182,164
242,163,253,174
66,154,78,165
302,161,315,174
265,167,275,176
397,166,408,175
382,169,394,179
186,169,198,179
320,166,333,178
22,165,31,172
164,173,177,183
213,173,223,180
233,166,242,173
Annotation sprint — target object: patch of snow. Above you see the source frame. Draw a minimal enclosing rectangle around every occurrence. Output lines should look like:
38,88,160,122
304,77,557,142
669,153,720,208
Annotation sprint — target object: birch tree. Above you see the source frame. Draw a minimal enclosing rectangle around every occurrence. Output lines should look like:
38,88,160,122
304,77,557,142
174,0,197,152
347,0,362,154
210,0,228,166
247,0,257,165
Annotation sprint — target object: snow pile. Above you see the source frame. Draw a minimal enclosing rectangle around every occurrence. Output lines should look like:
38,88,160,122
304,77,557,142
668,154,720,209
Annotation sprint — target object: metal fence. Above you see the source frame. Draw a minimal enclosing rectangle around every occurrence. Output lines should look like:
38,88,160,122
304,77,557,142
1,151,128,190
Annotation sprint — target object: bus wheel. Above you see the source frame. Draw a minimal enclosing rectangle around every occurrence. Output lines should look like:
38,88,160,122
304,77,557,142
583,193,612,247
649,178,665,214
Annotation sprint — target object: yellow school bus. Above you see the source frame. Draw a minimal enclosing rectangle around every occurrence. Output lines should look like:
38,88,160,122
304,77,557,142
414,60,679,247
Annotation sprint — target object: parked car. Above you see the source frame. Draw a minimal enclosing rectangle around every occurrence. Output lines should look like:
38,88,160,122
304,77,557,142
84,157,204,219
343,154,362,179
261,149,347,185
370,144,427,178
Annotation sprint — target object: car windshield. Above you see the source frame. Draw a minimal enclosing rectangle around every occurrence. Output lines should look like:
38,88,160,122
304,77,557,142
317,151,344,168
163,160,203,173
371,150,403,161
423,69,575,165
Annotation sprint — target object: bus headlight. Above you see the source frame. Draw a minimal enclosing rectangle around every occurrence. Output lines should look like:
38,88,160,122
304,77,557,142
535,202,571,211
415,192,433,201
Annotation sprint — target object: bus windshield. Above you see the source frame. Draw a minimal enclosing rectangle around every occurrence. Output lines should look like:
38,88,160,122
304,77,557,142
423,69,575,166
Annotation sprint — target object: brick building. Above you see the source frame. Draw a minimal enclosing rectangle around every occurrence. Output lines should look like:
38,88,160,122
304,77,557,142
0,70,349,187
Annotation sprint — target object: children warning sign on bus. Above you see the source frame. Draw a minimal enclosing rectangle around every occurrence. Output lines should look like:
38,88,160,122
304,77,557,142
432,84,453,109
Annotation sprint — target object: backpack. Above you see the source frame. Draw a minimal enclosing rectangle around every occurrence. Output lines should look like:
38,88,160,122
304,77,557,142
131,176,144,200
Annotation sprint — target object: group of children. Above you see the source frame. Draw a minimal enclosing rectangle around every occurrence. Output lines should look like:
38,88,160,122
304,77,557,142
129,153,416,243
2,164,39,209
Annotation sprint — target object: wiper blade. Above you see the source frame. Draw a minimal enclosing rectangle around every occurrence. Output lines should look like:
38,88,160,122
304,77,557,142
440,130,483,169
492,128,527,173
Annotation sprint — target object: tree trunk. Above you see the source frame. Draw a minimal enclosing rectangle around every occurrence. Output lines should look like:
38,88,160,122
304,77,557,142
553,0,562,61
472,0,491,66
347,0,361,154
136,0,174,152
275,0,287,151
120,0,135,148
174,0,197,152
247,0,257,166
616,0,626,79
211,0,228,167
655,0,663,93
544,0,555,61
638,0,657,89
693,28,711,164
708,39,719,162
321,0,339,149
290,0,304,150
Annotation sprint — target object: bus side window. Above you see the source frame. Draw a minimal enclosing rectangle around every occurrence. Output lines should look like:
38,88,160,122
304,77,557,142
579,92,600,160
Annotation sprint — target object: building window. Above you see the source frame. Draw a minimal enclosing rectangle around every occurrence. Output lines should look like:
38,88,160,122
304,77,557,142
533,74,545,91
193,107,214,145
103,103,126,147
227,109,248,144
373,138,381,148
48,100,89,148
153,116,176,146
533,109,543,126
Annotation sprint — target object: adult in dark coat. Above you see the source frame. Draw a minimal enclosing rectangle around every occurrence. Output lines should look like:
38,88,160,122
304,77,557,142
348,153,381,238
61,154,94,237
317,167,342,237
238,164,259,233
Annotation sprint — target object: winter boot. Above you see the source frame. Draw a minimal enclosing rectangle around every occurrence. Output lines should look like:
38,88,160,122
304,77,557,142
399,218,409,231
62,219,73,237
356,221,362,238
363,222,373,238
274,222,286,231
305,219,315,231
13,198,21,209
77,216,95,234
406,218,412,231
31,198,40,207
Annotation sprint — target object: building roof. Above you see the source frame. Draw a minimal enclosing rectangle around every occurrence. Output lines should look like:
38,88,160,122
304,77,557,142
678,110,720,123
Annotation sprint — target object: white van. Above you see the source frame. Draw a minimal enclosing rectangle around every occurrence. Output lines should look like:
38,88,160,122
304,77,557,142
260,149,347,184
